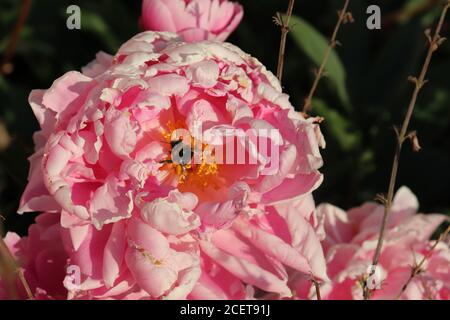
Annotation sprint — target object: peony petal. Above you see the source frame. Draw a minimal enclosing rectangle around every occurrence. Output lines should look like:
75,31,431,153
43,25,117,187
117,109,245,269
200,240,291,297
89,177,133,230
103,221,126,287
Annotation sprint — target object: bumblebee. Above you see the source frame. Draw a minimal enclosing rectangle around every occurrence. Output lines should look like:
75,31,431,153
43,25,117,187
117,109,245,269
159,138,194,165
159,138,195,181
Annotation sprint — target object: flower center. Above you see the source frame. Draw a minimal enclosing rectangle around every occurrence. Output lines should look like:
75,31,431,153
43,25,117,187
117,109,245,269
159,124,220,188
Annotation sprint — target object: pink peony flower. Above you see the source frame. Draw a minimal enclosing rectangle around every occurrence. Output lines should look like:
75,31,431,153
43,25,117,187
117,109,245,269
141,0,244,43
19,31,324,233
16,31,326,300
292,187,449,300
0,213,68,300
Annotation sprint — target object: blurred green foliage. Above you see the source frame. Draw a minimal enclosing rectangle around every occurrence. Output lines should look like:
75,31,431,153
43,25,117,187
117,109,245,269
1,0,449,235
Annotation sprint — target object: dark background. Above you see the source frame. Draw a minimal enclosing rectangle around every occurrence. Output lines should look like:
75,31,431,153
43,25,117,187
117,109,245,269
1,0,449,235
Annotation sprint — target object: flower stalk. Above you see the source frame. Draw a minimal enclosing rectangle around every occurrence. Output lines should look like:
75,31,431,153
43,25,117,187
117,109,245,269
311,278,322,300
0,234,34,299
395,226,450,299
275,0,296,83
363,0,450,300
302,0,352,114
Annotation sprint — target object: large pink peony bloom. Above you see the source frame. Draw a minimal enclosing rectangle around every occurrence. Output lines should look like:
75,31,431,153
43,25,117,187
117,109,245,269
141,0,243,43
0,213,68,300
20,31,324,233
16,31,326,299
292,187,449,300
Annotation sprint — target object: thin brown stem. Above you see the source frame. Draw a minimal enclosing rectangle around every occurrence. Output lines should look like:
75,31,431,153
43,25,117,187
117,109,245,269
276,0,296,83
395,226,450,299
0,0,33,76
302,0,351,114
0,222,17,299
363,1,450,300
311,279,322,300
0,234,34,299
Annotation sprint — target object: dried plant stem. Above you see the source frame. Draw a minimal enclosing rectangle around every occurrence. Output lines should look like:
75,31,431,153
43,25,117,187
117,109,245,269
302,0,351,114
0,235,34,299
276,0,296,82
363,1,450,300
0,0,33,76
395,226,450,299
311,279,322,300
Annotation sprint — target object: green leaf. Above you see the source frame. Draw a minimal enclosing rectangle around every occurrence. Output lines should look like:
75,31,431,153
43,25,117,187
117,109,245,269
399,0,441,25
287,15,350,110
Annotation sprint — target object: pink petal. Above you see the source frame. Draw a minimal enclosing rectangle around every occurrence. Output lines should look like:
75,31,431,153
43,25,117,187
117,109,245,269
200,240,291,297
89,177,133,230
103,221,126,287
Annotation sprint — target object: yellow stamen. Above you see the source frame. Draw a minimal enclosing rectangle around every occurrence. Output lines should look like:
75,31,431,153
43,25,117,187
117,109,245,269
159,124,221,188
